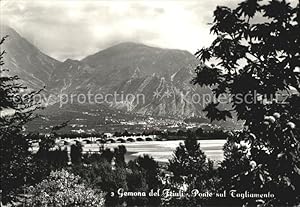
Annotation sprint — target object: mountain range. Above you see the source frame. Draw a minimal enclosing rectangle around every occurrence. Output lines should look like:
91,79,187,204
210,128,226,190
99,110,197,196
1,25,241,132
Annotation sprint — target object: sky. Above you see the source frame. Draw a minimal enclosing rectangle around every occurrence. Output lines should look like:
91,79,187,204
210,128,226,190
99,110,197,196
0,0,297,61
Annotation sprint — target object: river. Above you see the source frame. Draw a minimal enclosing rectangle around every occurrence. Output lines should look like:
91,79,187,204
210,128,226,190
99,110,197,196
82,139,227,163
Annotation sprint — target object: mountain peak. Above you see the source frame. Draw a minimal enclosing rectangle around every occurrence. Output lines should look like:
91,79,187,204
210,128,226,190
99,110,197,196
64,58,80,63
0,25,21,39
1,25,60,89
107,41,152,51
114,42,144,46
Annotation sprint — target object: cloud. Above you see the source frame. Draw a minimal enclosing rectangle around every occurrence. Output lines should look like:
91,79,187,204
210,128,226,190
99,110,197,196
1,0,297,61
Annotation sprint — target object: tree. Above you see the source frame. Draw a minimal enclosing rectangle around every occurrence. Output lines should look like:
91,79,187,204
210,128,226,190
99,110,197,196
134,155,160,190
26,169,105,206
37,147,68,169
114,145,127,167
70,141,83,165
0,36,43,203
126,166,148,206
193,0,300,206
167,135,218,206
128,155,161,206
72,153,128,206
195,128,204,137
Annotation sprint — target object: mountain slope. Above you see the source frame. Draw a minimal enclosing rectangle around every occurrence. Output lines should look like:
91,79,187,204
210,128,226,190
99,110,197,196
61,42,205,117
82,42,197,77
47,58,96,94
1,27,228,120
1,26,61,89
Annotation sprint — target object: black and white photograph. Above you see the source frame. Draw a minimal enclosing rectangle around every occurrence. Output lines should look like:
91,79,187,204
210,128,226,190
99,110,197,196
0,0,299,206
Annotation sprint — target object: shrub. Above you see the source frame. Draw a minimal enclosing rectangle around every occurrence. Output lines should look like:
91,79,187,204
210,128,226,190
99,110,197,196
26,169,105,206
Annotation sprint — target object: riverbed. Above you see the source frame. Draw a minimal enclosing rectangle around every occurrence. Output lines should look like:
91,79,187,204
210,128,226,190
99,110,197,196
82,139,227,163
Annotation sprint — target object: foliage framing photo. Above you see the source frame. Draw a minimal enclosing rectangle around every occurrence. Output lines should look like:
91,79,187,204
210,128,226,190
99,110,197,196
0,35,105,206
0,35,42,204
193,0,299,206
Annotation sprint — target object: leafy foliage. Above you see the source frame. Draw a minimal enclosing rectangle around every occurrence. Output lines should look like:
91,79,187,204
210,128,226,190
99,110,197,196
72,147,162,206
0,35,69,204
71,150,128,206
26,169,105,206
126,164,149,206
193,0,300,206
127,155,161,206
70,141,83,165
193,0,299,123
0,36,45,203
114,145,127,167
166,135,219,206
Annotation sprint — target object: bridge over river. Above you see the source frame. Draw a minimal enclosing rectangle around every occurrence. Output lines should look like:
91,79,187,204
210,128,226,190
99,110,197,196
56,135,158,145
29,137,226,163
